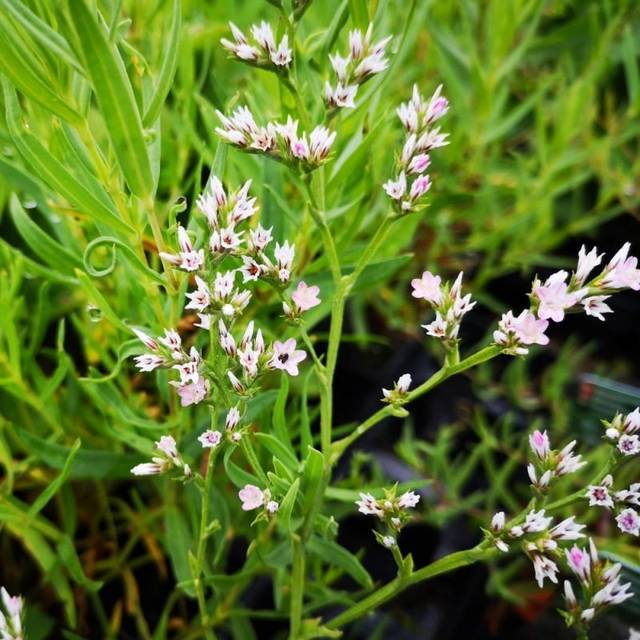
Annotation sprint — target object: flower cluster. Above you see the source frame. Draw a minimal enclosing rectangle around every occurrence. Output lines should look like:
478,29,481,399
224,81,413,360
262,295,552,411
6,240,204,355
488,509,585,587
527,429,585,492
221,21,292,70
383,85,449,214
356,487,420,548
134,176,311,410
133,328,210,407
0,587,23,640
586,475,640,536
561,540,633,630
238,483,279,522
495,243,640,355
324,24,391,109
216,107,336,170
130,435,191,479
603,407,640,457
411,271,476,351
198,405,244,450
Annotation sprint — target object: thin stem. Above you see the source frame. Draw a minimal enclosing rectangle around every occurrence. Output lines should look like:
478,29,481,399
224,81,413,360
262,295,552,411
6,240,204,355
344,216,394,293
290,535,305,638
241,436,269,485
326,545,495,629
193,449,218,640
331,345,503,461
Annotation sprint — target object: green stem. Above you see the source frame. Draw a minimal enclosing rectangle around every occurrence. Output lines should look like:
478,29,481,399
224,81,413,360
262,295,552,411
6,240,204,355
290,535,305,638
331,345,503,461
193,448,218,640
344,216,394,293
326,545,495,629
241,435,269,485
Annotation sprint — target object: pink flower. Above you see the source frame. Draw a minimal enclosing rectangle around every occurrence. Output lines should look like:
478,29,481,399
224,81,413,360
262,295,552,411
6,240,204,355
565,544,591,583
409,174,431,199
529,430,550,460
383,172,407,200
356,492,383,517
239,484,264,511
512,310,549,345
618,434,640,456
156,435,179,461
268,339,306,376
173,378,209,407
292,281,321,312
411,271,442,304
533,272,580,322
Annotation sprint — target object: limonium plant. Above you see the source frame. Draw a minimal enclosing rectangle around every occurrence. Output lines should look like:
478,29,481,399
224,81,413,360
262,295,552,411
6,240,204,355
0,2,639,639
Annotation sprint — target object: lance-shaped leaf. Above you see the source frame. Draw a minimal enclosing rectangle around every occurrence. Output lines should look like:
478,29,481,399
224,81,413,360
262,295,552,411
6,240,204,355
66,0,153,197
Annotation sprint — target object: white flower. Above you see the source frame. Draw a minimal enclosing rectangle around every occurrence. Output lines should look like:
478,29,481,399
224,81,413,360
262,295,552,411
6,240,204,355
198,430,222,449
382,535,396,548
582,295,613,321
266,500,280,513
618,434,640,456
586,476,615,509
602,242,640,290
383,172,406,200
398,491,420,509
267,339,306,376
616,508,640,536
132,328,158,351
185,276,212,312
225,406,241,431
549,516,585,541
491,512,505,532
134,354,166,372
356,492,383,517
523,508,552,533
575,245,603,285
532,554,559,588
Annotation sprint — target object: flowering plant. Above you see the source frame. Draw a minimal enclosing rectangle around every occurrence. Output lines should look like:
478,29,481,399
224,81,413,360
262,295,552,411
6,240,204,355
0,2,639,639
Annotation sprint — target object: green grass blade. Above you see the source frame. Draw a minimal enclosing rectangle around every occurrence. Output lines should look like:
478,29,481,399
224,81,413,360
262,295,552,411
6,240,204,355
66,0,153,197
143,0,181,127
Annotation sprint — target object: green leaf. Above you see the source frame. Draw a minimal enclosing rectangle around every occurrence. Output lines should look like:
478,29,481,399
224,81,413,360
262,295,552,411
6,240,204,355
1,79,133,236
0,17,81,123
8,195,82,274
278,478,300,533
56,536,103,591
28,439,81,516
308,536,373,588
272,373,292,447
66,0,153,197
143,0,181,127
255,432,299,471
300,447,324,516
164,505,195,596
0,0,82,73
14,427,141,479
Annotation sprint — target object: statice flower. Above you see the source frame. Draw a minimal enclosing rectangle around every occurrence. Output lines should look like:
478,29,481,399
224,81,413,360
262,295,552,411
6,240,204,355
381,373,412,404
216,108,336,169
130,435,191,479
383,85,450,214
324,23,392,110
221,21,292,70
493,310,549,355
267,339,307,376
159,225,205,272
238,484,279,521
283,281,321,318
413,271,475,355
0,587,23,640
602,408,640,457
561,539,634,631
355,486,420,545
526,430,585,492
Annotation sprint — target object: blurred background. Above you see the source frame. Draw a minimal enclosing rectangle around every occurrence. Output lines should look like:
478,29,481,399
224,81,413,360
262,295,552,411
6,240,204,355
1,0,640,638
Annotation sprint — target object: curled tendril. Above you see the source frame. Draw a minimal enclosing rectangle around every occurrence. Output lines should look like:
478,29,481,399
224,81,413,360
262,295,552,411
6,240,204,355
167,196,187,230
83,236,165,284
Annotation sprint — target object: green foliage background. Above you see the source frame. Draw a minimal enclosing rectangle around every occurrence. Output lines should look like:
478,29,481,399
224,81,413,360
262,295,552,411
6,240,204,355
0,0,639,637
